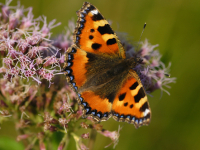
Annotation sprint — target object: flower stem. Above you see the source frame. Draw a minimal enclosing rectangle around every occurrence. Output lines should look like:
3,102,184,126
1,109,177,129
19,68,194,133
88,128,97,150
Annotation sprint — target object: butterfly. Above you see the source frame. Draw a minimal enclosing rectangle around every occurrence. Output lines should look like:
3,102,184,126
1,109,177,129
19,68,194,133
64,2,151,128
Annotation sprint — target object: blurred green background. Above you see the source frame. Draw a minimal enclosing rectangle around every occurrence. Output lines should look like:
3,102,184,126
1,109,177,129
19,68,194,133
0,0,200,149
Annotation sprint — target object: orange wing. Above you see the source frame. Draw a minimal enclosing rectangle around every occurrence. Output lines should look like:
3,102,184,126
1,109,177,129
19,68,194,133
74,2,125,58
64,45,87,90
64,45,112,122
80,91,112,122
112,71,151,128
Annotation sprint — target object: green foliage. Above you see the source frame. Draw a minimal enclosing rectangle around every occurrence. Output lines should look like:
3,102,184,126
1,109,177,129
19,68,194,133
0,137,24,150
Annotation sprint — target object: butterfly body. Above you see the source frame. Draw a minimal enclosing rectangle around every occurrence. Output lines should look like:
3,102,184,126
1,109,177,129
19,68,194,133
64,2,151,128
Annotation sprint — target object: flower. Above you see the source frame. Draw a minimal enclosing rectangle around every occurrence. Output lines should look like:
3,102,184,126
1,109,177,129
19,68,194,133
0,0,62,85
99,125,122,149
121,38,176,95
81,132,90,139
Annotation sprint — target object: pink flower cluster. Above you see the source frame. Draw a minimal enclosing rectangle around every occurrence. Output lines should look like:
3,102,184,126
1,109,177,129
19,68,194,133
124,39,176,95
0,0,62,85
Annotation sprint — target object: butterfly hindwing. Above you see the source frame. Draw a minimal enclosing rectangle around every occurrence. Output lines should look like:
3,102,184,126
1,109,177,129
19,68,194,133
112,70,151,128
64,45,113,122
74,2,125,58
80,91,112,122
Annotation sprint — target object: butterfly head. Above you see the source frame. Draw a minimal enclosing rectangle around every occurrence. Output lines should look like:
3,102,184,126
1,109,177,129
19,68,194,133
136,57,143,63
127,57,143,69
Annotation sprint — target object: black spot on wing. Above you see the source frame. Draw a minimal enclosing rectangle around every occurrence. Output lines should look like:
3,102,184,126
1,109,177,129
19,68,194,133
106,38,116,45
107,92,116,103
89,35,94,39
91,12,104,21
145,113,151,119
92,43,101,50
134,87,145,103
139,102,149,112
119,93,126,101
130,104,134,108
124,102,128,107
87,5,95,11
130,82,138,90
90,29,95,32
98,24,114,35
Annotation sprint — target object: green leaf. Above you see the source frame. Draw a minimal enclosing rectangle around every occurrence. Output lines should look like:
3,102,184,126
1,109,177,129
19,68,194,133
0,136,24,150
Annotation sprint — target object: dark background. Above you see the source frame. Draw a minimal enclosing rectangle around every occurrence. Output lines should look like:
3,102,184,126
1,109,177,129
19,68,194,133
0,0,200,150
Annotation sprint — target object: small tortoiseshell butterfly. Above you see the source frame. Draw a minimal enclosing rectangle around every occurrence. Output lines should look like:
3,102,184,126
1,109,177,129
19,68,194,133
64,2,151,128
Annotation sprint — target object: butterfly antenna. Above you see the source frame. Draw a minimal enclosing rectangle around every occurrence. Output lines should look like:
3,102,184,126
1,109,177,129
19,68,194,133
136,23,146,51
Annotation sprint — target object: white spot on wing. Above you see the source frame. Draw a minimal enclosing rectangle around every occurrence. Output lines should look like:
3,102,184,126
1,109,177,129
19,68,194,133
91,9,98,15
143,109,150,117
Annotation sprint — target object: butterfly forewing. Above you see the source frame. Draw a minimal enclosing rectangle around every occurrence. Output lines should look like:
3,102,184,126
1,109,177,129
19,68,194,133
74,2,125,58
